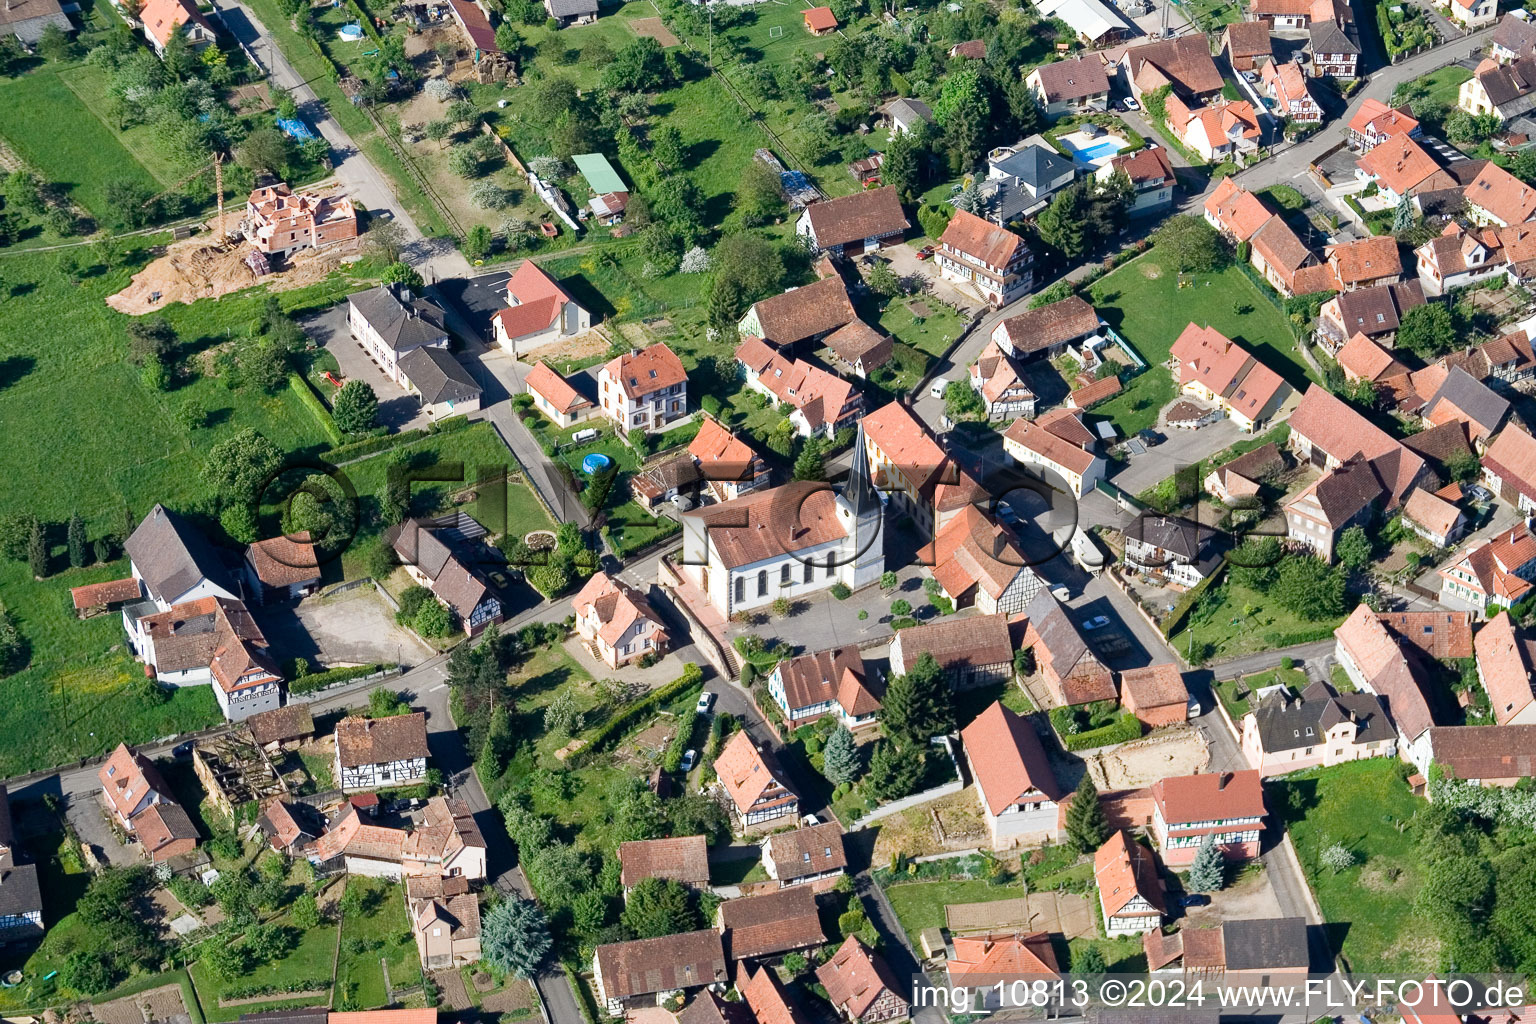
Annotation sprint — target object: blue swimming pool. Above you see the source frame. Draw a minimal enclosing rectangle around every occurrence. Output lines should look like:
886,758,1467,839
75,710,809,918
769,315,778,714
1069,139,1127,162
582,453,613,475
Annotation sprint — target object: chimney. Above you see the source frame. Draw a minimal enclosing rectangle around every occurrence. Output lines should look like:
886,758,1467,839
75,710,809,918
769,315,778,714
1217,771,1232,790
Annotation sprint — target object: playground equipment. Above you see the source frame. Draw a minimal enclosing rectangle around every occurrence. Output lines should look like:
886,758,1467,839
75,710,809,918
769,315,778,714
323,371,344,388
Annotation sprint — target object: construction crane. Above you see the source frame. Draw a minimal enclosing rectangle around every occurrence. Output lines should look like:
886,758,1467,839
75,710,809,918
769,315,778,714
141,152,230,242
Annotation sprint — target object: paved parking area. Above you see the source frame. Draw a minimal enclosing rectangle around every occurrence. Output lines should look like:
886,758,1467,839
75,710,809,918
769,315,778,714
876,243,985,317
66,793,139,867
301,304,430,433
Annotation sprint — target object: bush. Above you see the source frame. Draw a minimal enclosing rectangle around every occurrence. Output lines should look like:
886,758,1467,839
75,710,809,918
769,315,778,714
830,582,851,600
289,662,391,695
568,664,703,766
1054,711,1143,751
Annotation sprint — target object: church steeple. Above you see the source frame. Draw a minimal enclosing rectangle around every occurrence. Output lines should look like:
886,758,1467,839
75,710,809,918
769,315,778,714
842,424,881,518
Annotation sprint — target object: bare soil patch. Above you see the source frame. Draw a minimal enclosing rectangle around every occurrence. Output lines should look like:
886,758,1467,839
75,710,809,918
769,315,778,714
521,325,613,366
630,16,680,46
1140,263,1162,278
1085,725,1209,791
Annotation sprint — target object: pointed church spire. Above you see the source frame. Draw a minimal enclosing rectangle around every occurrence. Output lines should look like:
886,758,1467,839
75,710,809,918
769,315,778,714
843,424,881,517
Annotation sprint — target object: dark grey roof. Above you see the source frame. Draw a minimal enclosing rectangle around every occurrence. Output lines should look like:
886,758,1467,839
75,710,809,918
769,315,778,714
348,283,448,353
1494,11,1536,56
1125,512,1203,561
1334,280,1424,337
884,98,934,125
1309,19,1359,54
0,785,13,851
1479,57,1536,107
124,504,232,605
992,138,1077,190
0,859,42,935
844,425,881,519
236,1010,330,1024
1424,365,1510,434
973,177,1040,224
1024,589,1090,672
397,345,482,405
546,0,597,15
1221,917,1309,972
0,0,70,43
1250,681,1394,753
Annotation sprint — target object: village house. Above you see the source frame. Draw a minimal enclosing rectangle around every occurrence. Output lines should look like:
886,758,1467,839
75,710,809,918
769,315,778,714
713,731,799,828
1224,20,1273,71
737,276,857,349
1346,98,1421,151
1478,327,1536,383
598,343,687,437
1401,486,1466,548
1334,604,1440,770
1241,680,1396,775
1482,423,1536,513
247,703,315,749
244,533,320,605
818,936,909,1024
1414,222,1508,295
968,340,1039,421
1286,386,1427,511
962,701,1062,848
1439,520,1536,614
1402,420,1478,481
1422,366,1509,449
1204,441,1285,505
796,186,909,256
1461,55,1536,120
802,5,837,32
888,612,1016,690
1094,831,1165,936
139,0,214,55
1327,235,1403,291
715,886,825,962
97,744,198,863
1118,664,1189,728
1100,146,1177,218
409,874,481,970
861,400,980,537
1151,770,1266,865
678,437,883,617
258,797,318,855
1122,511,1224,589
242,184,356,256
1025,54,1111,118
391,519,503,636
741,965,808,1024
767,646,881,729
991,294,1102,362
523,361,593,428
618,836,710,891
1169,323,1291,432
1023,590,1116,706
1474,611,1536,724
122,503,237,612
1145,918,1309,978
1355,135,1455,204
680,989,752,1024
881,97,934,136
1448,0,1498,30
491,261,591,356
347,283,451,388
1492,9,1536,62
1262,60,1322,123
1315,280,1425,352
333,712,430,792
761,821,848,887
1204,179,1273,244
1465,161,1536,227
593,931,728,1015
1309,11,1361,79
1120,34,1225,105
1425,724,1536,788
127,596,284,721
1376,609,1473,661
982,136,1078,216
544,0,596,26
936,209,1034,307
1002,413,1106,497
1335,333,1409,386
1166,96,1262,162
945,932,1060,1012
687,417,770,503
824,321,893,378
735,342,863,439
1249,216,1326,298
1284,456,1391,561
0,0,70,46
399,347,482,420
922,506,1044,616
311,795,487,881
571,572,666,669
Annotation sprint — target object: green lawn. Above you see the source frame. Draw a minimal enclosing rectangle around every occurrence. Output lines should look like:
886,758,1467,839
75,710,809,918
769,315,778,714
1168,580,1343,665
1403,65,1471,128
1088,250,1315,435
0,69,163,219
1214,665,1308,718
337,877,421,1010
882,879,1027,950
0,827,95,1011
191,908,339,1022
1272,759,1426,973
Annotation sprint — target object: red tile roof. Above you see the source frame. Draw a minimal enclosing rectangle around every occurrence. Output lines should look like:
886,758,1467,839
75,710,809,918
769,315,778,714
618,835,710,888
493,261,571,341
1474,611,1536,723
817,937,907,1019
246,532,320,588
1094,830,1165,918
525,361,590,415
961,702,1061,815
995,295,1101,356
802,186,908,249
1152,770,1265,824
1484,424,1536,505
98,744,170,821
1465,160,1536,224
1328,235,1402,286
1348,98,1419,140
1169,322,1288,421
946,932,1059,977
1205,179,1273,241
683,481,848,569
745,275,858,346
803,6,837,30
939,209,1028,269
1357,135,1443,195
713,730,795,814
604,343,687,400
1119,663,1188,712
71,577,143,610
1336,332,1408,383
1004,417,1099,476
1334,604,1436,741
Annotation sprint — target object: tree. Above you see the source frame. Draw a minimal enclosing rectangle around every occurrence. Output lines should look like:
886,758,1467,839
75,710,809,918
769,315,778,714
290,892,321,930
482,897,553,978
1151,215,1226,273
1273,556,1347,620
0,608,24,676
38,23,71,62
60,950,118,995
415,598,454,638
26,518,46,579
932,66,991,169
365,219,408,264
793,439,826,481
67,512,86,569
712,233,785,304
206,429,282,503
237,127,292,176
481,704,516,772
735,158,785,227
944,379,984,421
680,246,711,274
1064,773,1110,853
823,725,861,786
368,687,408,718
881,127,922,202
602,37,673,93
464,224,494,260
1396,302,1456,360
1336,525,1372,571
1447,450,1481,484
867,260,900,298
621,877,697,938
495,18,522,54
448,144,484,178
333,379,379,434
650,123,686,171
650,176,705,243
1037,186,1087,259
882,652,954,749
865,740,922,799
380,261,423,289
1393,193,1417,234
1187,834,1225,891
1320,843,1356,874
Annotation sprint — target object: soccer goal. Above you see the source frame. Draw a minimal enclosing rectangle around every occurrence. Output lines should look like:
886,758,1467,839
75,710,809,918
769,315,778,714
768,24,784,37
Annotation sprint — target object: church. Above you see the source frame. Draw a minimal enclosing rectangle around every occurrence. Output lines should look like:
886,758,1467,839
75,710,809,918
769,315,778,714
679,427,885,616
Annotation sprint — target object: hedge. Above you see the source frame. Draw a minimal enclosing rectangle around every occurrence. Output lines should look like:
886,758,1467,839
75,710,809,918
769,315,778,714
288,373,343,446
220,979,330,999
1057,711,1143,751
567,663,703,766
289,662,393,694
1161,556,1228,639
319,413,471,464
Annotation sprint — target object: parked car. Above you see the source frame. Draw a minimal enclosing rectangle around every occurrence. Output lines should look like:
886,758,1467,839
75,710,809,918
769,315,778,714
1081,615,1112,631
916,245,935,260
1176,893,1211,908
1466,485,1494,504
489,570,508,588
1050,585,1072,602
1120,96,1140,111
680,749,697,772
1138,429,1166,446
697,692,716,714
930,377,951,399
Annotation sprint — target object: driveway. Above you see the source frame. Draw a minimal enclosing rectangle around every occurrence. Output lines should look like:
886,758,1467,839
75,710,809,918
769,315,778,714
66,793,139,867
879,243,986,315
254,585,436,670
301,304,431,433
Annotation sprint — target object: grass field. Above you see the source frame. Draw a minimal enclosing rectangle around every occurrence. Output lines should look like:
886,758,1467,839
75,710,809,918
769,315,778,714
1272,759,1427,973
1403,65,1472,128
337,877,421,1009
0,69,163,219
190,908,339,1023
883,879,1026,950
1088,250,1313,434
1214,664,1307,719
1168,580,1342,665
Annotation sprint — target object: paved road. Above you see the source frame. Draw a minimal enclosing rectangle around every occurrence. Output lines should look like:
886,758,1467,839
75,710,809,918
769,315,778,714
213,0,471,280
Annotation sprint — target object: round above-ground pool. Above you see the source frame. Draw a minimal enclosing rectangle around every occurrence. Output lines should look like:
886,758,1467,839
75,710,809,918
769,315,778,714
582,452,613,475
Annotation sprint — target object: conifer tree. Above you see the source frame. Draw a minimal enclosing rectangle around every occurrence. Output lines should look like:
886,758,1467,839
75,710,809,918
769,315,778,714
1065,773,1110,853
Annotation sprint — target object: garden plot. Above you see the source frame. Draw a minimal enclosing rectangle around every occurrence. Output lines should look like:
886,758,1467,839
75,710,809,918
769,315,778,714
1085,725,1209,790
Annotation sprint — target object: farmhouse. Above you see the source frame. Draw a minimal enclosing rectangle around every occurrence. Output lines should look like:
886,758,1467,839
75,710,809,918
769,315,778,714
1204,441,1285,504
1347,98,1420,151
1355,136,1454,204
127,596,284,721
888,612,1015,690
347,283,450,388
1425,725,1536,787
409,874,481,969
735,343,863,439
1262,60,1321,123
391,518,503,635
969,342,1038,420
715,886,825,961
1438,520,1536,614
1482,423,1536,512
824,321,893,378
333,712,430,792
493,261,591,356
741,966,808,1024
98,744,198,863
1122,511,1224,589
1461,57,1536,122
991,294,1101,361
1120,34,1224,104
1150,771,1265,866
241,184,357,256
1334,604,1441,769
398,347,482,419
258,797,318,854
1223,20,1272,71
1025,54,1111,118
714,731,799,828
311,795,486,881
961,701,1061,848
1094,831,1165,936
767,646,881,729
761,821,848,887
124,503,237,610
0,787,43,942
1002,414,1106,497
1474,611,1536,724
1422,366,1509,448
1204,179,1272,243
618,836,710,890
922,506,1043,616
946,932,1059,1005
244,533,320,605
1401,486,1466,548
936,209,1034,307
0,0,69,45
1240,681,1396,775
593,931,727,1014
737,275,857,348
1022,589,1115,706
1316,280,1425,352
817,937,909,1024
796,186,909,256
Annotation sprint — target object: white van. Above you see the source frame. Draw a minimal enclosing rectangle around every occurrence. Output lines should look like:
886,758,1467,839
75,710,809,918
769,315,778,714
930,377,950,399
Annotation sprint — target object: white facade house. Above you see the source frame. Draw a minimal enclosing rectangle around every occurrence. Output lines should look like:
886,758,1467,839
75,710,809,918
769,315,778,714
961,703,1062,850
598,344,688,437
347,284,451,388
491,260,591,356
334,713,431,792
